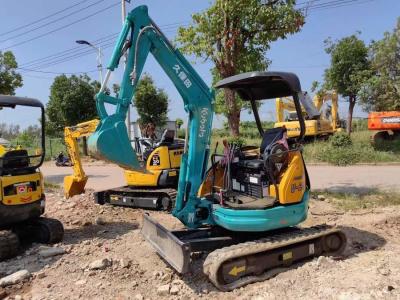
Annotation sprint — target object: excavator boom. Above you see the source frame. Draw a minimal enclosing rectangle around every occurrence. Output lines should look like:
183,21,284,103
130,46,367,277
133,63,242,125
64,119,99,198
87,5,214,228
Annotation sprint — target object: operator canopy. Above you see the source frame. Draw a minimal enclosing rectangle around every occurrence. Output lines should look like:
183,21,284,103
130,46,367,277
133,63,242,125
215,71,301,100
0,95,44,108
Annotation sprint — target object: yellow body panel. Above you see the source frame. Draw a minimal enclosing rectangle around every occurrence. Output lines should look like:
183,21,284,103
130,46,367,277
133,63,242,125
269,151,305,204
1,172,43,205
124,169,162,186
0,145,6,156
275,119,334,138
124,145,183,186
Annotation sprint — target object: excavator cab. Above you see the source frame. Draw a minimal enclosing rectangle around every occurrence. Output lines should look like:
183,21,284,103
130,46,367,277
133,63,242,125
0,96,64,260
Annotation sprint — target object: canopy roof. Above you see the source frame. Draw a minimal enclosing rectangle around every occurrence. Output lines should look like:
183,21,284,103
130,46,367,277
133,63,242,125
215,71,302,100
0,95,44,108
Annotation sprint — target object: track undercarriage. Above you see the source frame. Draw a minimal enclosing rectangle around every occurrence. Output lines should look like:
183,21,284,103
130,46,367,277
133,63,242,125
0,217,64,261
94,186,176,211
142,214,346,291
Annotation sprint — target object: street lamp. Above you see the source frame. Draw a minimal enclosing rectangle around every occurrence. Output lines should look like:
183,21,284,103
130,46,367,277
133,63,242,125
75,40,103,83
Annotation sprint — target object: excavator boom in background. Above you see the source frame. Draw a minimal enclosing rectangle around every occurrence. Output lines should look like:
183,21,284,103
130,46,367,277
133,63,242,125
87,5,346,291
64,119,99,198
275,90,341,139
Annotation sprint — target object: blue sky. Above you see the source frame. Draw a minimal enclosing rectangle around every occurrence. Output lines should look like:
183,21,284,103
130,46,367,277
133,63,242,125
0,0,398,128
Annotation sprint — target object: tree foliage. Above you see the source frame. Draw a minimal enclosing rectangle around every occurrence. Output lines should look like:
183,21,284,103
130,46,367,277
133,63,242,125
323,34,371,134
134,74,168,129
46,74,99,136
359,18,400,112
0,51,23,95
176,118,184,129
177,0,305,136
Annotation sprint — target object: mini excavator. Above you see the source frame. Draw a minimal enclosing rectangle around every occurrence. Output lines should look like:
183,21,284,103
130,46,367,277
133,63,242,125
64,119,183,210
0,96,64,261
87,5,346,291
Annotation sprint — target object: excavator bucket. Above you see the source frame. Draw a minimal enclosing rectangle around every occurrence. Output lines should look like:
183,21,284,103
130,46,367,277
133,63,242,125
87,115,142,171
63,175,88,198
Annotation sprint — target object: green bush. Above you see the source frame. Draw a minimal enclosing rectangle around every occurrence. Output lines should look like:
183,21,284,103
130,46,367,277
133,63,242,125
329,132,352,147
316,146,360,166
227,136,246,147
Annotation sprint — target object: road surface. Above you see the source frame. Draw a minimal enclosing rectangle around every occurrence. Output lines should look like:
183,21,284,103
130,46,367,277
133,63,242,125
41,162,400,193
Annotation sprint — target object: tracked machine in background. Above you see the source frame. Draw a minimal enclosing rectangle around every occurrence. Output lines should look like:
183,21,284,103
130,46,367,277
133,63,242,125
87,5,346,290
368,111,400,143
0,96,64,261
275,90,342,139
64,119,183,210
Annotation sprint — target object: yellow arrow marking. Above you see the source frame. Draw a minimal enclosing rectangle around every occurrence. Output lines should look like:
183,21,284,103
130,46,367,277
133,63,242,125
228,265,246,276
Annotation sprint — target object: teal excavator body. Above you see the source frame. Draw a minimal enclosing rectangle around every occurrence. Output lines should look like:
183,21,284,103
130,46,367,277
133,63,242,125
88,5,308,231
88,6,346,291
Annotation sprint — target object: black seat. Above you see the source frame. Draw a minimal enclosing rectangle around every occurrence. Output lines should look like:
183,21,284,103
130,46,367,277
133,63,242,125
260,127,287,154
0,149,30,175
157,129,175,146
237,159,264,170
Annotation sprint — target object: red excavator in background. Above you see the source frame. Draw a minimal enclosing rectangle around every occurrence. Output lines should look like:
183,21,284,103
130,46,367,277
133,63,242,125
368,111,400,143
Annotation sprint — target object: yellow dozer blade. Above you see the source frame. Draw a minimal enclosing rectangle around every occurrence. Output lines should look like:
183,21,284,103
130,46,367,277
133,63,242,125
64,175,88,198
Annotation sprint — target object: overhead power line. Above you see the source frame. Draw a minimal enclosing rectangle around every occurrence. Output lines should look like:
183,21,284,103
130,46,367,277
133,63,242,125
0,0,107,43
0,0,90,38
1,1,120,51
18,21,188,71
17,67,101,75
297,0,378,11
19,32,119,68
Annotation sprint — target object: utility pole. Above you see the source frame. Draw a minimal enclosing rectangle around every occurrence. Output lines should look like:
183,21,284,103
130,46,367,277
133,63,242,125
122,0,131,140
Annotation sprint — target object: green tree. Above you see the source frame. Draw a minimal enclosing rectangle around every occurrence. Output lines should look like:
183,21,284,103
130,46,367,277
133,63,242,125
46,74,99,136
134,74,168,130
359,18,400,112
0,51,23,95
323,34,371,134
176,118,184,129
176,0,305,136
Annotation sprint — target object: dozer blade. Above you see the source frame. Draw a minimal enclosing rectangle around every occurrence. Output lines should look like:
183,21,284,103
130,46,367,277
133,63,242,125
141,214,237,274
64,175,88,198
87,116,142,171
141,213,191,273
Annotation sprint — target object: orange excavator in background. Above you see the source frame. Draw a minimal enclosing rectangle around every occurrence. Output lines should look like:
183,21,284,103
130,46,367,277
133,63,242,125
368,111,400,143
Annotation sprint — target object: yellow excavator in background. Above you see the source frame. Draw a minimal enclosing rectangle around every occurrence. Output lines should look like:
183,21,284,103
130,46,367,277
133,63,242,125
64,119,99,198
64,120,184,210
275,90,341,139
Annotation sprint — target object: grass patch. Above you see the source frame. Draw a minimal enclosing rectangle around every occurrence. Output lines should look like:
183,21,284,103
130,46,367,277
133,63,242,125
210,129,400,165
312,190,400,211
302,131,400,165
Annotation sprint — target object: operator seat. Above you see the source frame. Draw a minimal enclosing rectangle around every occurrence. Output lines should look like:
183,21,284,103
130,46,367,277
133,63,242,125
0,149,30,175
237,127,287,171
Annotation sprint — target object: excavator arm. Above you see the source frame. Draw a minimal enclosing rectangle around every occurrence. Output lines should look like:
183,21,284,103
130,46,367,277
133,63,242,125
87,5,214,228
64,119,99,198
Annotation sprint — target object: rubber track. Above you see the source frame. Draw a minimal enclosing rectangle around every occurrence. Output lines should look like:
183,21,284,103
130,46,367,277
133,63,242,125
0,230,19,261
35,218,64,244
203,225,345,291
108,187,177,209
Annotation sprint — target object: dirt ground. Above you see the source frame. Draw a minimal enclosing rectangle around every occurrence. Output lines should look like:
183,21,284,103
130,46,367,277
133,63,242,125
41,161,400,193
1,189,400,300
